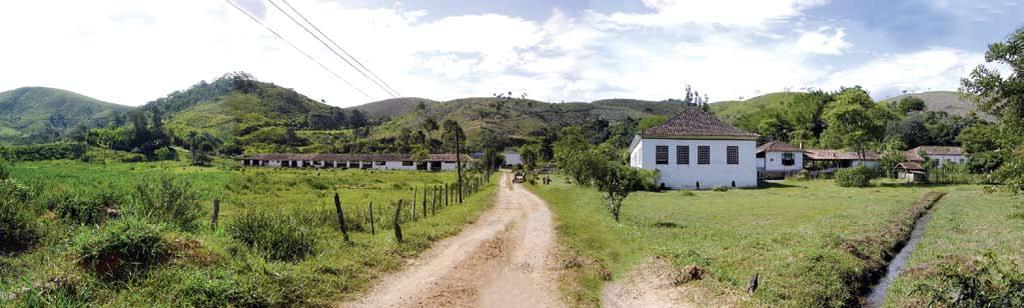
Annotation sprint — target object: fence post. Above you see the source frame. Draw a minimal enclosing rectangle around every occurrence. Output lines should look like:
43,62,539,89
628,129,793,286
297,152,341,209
422,184,428,216
210,199,220,231
393,200,404,243
335,192,349,242
411,187,417,220
368,202,375,235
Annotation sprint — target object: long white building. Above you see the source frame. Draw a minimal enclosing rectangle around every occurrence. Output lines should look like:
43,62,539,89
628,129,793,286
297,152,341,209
628,107,760,189
237,153,474,171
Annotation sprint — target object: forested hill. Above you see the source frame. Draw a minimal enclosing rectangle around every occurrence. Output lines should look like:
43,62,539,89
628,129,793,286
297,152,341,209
878,91,989,119
0,87,133,143
356,97,686,140
140,72,370,141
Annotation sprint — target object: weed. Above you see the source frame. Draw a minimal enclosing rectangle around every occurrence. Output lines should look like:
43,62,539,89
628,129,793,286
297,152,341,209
75,217,167,278
227,212,317,262
0,198,38,254
51,192,107,226
130,174,204,231
911,253,1024,307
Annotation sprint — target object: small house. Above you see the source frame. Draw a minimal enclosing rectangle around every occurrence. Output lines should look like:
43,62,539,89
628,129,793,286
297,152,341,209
756,141,805,179
628,107,760,189
906,146,967,167
895,161,927,183
804,149,880,169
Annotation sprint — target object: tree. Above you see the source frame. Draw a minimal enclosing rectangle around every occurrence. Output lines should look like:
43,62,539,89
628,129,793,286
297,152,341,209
519,144,541,171
594,162,652,222
441,120,465,153
820,87,890,159
187,132,220,166
960,27,1024,192
895,96,927,114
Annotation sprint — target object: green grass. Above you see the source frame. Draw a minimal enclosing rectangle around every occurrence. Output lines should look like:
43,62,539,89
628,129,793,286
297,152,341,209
884,188,1024,307
0,160,497,306
528,177,979,307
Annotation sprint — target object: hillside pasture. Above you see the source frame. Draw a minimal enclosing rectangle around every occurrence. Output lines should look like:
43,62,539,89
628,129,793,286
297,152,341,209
528,177,981,307
0,160,497,306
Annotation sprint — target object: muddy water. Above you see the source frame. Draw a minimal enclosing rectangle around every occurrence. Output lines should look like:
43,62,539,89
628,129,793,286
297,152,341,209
863,209,936,307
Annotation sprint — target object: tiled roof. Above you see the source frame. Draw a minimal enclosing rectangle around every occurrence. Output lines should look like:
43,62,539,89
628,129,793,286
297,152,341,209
804,149,880,161
238,153,474,162
906,146,965,161
756,141,804,153
641,107,758,139
896,161,925,171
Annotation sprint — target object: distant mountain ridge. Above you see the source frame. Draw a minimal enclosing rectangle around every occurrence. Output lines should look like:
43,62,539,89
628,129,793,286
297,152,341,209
0,87,133,143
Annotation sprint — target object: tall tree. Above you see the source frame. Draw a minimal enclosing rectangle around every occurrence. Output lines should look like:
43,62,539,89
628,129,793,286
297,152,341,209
961,27,1024,192
441,120,466,153
820,87,890,158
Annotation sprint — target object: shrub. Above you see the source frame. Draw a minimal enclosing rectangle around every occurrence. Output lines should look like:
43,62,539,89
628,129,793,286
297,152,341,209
228,212,317,262
0,178,32,203
171,269,269,307
8,142,87,161
912,253,1024,307
75,217,167,277
835,166,873,187
51,192,107,226
1,198,38,253
154,147,178,161
131,175,204,230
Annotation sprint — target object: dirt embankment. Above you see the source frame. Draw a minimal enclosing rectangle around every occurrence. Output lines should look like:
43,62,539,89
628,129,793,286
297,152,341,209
342,173,563,308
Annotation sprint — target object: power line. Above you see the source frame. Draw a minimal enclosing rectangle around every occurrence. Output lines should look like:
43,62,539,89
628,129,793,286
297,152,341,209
269,0,401,98
222,0,372,99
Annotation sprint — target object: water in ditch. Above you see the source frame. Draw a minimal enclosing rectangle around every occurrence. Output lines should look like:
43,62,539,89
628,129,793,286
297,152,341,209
863,209,936,307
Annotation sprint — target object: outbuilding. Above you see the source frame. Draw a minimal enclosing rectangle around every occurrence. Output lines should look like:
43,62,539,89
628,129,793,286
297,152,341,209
237,153,474,171
756,141,805,179
906,146,968,167
895,161,927,183
628,107,759,189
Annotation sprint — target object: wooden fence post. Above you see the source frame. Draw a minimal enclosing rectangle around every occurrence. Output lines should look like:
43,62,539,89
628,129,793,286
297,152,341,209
422,184,428,216
393,200,403,243
335,192,349,242
368,202,375,235
210,199,220,231
412,187,417,220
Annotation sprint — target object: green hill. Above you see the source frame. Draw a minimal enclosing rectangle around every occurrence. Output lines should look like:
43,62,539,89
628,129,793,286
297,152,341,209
709,92,803,124
349,97,437,119
0,87,133,143
365,97,686,140
142,73,356,141
878,91,987,119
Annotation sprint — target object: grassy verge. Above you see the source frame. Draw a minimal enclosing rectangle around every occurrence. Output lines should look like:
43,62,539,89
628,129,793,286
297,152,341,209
528,177,977,307
0,160,498,306
884,188,1024,307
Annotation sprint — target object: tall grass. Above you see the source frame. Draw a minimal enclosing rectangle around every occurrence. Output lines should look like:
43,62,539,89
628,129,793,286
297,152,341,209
227,212,317,262
74,217,167,278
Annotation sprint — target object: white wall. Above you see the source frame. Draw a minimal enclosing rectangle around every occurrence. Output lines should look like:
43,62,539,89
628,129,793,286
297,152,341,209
633,138,758,189
929,154,968,167
760,151,803,172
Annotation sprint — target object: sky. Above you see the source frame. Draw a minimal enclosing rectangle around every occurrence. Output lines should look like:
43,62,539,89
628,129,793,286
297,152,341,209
0,0,1021,107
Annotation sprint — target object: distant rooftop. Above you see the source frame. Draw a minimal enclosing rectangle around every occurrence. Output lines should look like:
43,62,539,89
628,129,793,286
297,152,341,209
804,149,880,161
906,146,964,161
756,141,804,153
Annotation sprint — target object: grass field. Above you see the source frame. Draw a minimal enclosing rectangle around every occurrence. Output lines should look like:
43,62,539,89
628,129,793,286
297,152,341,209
1,160,497,306
884,188,1024,307
528,177,985,307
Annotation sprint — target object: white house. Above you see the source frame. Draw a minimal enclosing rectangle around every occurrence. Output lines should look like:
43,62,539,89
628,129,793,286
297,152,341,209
237,153,474,171
628,107,759,189
906,146,968,167
756,141,805,179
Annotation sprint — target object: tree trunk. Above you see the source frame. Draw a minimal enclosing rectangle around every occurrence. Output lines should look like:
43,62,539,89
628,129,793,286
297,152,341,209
335,193,349,242
393,200,404,243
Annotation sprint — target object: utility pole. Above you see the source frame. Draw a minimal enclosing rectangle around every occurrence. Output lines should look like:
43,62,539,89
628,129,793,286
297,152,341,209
456,128,463,204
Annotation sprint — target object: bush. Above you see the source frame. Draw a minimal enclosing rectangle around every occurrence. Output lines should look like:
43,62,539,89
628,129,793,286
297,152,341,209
51,192,107,226
0,178,32,203
130,175,204,230
912,253,1024,307
228,212,317,262
154,147,178,161
835,166,873,187
8,142,87,161
1,198,38,253
75,217,167,277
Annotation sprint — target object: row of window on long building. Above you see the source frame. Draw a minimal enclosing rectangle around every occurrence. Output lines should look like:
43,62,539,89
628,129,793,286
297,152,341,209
655,145,739,165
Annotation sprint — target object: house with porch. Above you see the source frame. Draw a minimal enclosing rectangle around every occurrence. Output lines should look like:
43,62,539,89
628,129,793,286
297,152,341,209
237,153,474,171
628,107,760,189
756,141,805,179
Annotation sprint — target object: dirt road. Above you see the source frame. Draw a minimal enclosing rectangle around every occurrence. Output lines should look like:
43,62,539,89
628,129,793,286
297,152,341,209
343,172,563,308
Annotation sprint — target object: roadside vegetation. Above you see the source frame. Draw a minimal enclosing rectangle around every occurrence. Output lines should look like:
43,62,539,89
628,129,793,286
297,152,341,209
0,159,497,306
528,176,978,307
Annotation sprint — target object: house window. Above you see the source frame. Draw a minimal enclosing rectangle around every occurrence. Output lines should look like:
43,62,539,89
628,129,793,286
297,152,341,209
782,153,795,166
655,146,669,165
727,146,739,165
698,146,710,165
402,161,414,166
676,146,689,164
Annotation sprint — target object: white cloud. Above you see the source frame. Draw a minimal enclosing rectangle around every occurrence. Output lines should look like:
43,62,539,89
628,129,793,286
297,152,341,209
822,48,984,97
795,27,852,55
603,0,829,28
0,0,986,107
